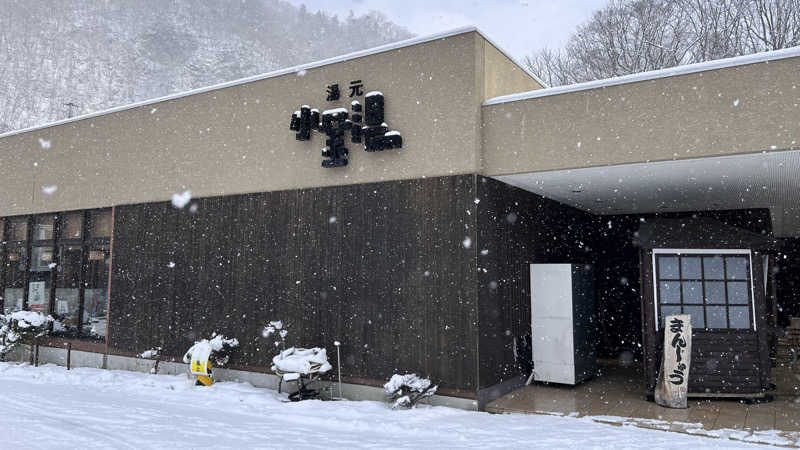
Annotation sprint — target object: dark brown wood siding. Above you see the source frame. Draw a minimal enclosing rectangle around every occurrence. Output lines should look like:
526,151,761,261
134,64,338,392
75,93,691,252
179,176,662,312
476,177,596,389
640,244,771,395
109,175,479,392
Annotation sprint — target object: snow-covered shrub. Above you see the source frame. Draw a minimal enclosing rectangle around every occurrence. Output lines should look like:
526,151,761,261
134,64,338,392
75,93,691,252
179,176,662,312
262,320,288,350
140,347,162,374
384,374,437,409
0,311,54,361
182,333,239,367
271,347,332,375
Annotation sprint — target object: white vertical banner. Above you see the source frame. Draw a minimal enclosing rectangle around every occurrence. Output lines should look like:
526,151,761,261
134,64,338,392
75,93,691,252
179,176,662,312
655,314,692,409
28,281,47,312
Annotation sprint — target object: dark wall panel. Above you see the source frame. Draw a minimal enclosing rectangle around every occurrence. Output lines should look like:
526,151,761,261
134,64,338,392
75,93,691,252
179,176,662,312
109,175,479,391
476,177,596,389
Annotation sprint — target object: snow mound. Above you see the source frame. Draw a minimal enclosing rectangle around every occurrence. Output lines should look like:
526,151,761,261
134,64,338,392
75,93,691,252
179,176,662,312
271,347,331,375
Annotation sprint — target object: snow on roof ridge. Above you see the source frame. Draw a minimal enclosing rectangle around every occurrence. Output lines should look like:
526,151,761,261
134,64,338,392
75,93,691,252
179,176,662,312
2,25,503,140
484,45,800,106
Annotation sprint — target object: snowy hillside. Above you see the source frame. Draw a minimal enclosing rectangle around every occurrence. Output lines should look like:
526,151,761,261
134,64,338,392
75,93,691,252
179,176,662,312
0,0,412,134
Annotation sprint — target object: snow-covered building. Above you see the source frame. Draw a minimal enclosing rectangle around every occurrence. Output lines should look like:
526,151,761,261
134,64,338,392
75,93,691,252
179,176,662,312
0,27,798,409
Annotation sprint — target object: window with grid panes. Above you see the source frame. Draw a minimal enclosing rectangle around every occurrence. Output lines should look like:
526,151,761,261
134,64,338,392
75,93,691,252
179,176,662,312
656,252,753,329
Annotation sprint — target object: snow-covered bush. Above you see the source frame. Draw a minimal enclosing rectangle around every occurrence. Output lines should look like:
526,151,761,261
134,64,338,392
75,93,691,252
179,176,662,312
0,311,54,361
140,347,162,374
262,320,288,350
182,333,239,367
383,374,437,409
271,347,332,375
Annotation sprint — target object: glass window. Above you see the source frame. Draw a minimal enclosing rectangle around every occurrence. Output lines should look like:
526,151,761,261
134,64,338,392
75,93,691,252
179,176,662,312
3,247,26,313
89,210,112,238
659,281,681,303
703,256,725,279
726,257,748,280
706,306,728,328
658,256,679,279
28,246,53,315
83,245,109,337
656,252,753,330
682,281,702,304
54,245,82,332
704,281,726,304
727,281,749,304
683,305,705,328
61,212,83,240
30,247,54,272
33,215,56,241
7,218,28,241
681,257,702,279
729,306,750,329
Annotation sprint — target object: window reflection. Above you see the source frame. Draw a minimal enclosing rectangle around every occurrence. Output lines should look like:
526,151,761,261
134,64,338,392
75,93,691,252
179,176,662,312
82,246,109,337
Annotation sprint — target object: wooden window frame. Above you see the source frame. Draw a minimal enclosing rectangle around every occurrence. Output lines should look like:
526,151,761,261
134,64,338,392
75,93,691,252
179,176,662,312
652,248,756,331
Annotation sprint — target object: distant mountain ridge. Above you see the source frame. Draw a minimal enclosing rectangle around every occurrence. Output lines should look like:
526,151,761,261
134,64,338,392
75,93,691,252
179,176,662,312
0,0,412,134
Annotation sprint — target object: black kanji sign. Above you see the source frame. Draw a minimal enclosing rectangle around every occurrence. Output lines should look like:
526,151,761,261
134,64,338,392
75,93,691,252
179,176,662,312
349,80,364,97
326,84,340,101
288,83,402,168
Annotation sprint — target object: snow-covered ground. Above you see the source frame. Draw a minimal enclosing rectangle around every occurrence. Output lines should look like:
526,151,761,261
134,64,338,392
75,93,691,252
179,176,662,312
0,362,774,449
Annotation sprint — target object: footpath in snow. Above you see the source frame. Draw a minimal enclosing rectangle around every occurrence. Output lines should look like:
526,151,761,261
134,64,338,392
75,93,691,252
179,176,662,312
0,362,778,449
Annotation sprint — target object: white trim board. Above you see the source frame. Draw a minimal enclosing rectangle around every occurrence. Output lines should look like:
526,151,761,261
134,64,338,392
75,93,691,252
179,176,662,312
484,45,800,105
0,26,542,140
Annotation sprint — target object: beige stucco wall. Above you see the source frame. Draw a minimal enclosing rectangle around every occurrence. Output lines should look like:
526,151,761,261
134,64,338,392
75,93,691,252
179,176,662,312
482,56,800,176
482,41,542,100
0,31,492,217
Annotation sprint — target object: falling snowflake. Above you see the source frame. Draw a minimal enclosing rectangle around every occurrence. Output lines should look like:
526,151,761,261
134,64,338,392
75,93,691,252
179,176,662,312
41,185,57,195
171,190,192,208
38,138,51,149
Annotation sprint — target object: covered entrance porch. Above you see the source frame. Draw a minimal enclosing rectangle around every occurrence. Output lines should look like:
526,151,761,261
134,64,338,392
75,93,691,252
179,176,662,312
485,149,800,444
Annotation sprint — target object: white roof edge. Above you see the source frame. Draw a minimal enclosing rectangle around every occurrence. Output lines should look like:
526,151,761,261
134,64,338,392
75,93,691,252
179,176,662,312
484,45,800,106
1,25,486,140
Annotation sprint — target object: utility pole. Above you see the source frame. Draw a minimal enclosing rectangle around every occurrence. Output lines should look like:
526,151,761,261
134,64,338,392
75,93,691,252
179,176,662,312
64,102,79,119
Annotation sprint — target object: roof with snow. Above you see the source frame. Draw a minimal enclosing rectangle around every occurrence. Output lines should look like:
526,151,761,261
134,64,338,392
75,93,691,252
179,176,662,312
0,26,538,140
484,45,800,105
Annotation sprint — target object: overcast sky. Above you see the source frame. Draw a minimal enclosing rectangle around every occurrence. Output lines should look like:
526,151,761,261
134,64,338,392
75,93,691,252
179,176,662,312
284,0,609,60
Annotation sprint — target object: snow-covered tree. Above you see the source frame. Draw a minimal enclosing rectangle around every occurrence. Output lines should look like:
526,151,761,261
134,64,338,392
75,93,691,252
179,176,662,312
527,0,800,86
182,333,239,368
262,320,288,350
0,311,54,361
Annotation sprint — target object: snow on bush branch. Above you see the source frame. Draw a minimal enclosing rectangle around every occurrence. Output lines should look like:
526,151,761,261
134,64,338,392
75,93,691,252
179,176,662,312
383,374,437,409
262,320,288,349
0,311,55,360
182,333,239,367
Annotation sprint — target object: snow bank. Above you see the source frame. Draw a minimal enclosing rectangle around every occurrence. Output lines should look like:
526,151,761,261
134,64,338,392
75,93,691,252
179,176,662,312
271,347,331,374
0,362,785,449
